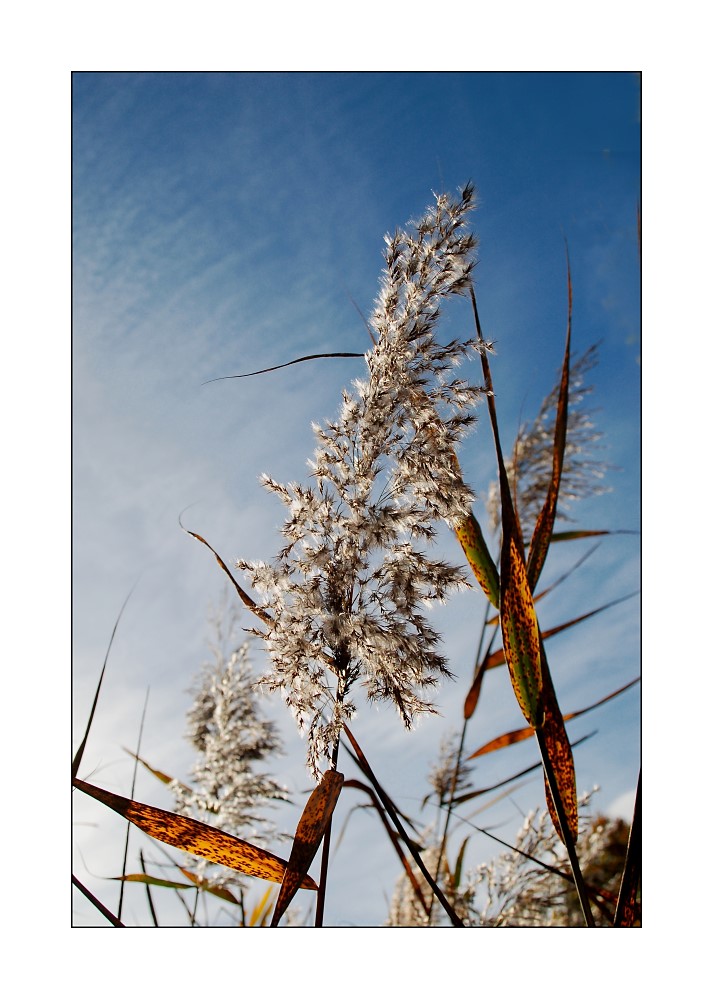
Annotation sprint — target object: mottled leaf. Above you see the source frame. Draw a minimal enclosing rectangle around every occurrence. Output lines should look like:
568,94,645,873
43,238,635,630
271,770,344,925
454,511,500,607
500,534,543,727
73,778,317,890
539,649,578,843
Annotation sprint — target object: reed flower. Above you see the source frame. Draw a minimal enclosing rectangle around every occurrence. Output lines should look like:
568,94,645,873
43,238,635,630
172,637,288,850
239,185,488,777
463,790,631,926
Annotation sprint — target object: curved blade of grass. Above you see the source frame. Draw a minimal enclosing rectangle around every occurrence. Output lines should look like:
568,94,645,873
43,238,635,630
468,677,640,758
552,529,638,542
614,770,642,926
139,849,158,926
73,778,317,890
179,515,273,627
203,352,364,385
482,592,640,671
271,770,344,926
123,748,192,795
453,836,470,891
463,663,486,721
72,581,138,781
463,602,498,720
527,254,572,591
178,867,241,904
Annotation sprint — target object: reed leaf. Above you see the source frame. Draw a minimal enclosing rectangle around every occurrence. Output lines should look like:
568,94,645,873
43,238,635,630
73,778,317,890
481,593,639,671
468,677,640,758
111,873,196,891
454,510,500,608
271,770,344,926
526,256,572,591
203,352,364,384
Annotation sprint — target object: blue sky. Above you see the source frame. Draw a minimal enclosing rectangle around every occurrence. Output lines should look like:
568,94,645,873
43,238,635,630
73,71,640,928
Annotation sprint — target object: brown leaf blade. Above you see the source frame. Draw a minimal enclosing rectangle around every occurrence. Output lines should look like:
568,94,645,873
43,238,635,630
73,778,317,890
539,651,578,843
271,770,344,926
179,520,273,626
500,534,543,727
527,257,572,591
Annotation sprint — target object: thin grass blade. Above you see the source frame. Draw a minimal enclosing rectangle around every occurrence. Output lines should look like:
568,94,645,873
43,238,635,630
249,886,276,927
468,677,640,758
203,352,364,385
72,582,137,781
179,516,273,626
552,529,638,542
123,748,192,794
342,778,430,919
111,873,195,890
343,724,465,927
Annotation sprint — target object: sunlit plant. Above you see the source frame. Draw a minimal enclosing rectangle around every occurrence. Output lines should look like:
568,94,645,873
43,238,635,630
72,184,640,928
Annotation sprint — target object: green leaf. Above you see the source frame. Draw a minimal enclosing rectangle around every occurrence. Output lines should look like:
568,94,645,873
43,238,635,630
454,510,500,607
